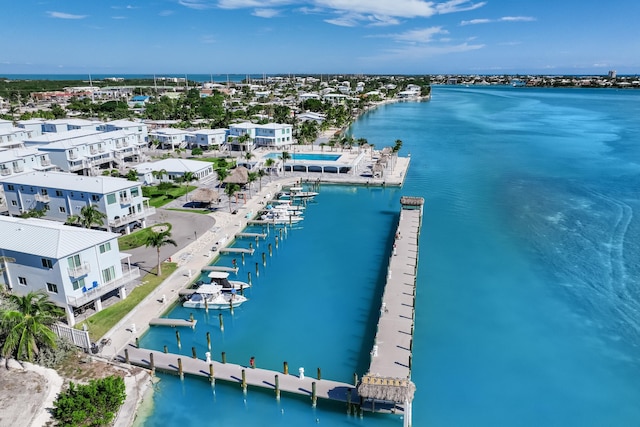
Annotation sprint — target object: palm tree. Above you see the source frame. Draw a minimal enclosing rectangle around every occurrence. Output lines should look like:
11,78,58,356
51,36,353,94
224,183,240,213
247,171,258,197
180,171,198,202
0,291,64,362
244,151,255,165
393,139,403,153
257,169,267,191
264,158,275,177
144,230,177,276
280,151,291,176
66,204,107,229
151,168,167,183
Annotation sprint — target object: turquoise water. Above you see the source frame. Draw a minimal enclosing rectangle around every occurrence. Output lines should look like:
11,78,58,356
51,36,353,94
141,86,640,427
265,153,342,161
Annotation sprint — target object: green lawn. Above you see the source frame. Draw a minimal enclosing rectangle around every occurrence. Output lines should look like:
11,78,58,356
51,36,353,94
144,185,197,208
76,262,178,341
117,223,172,250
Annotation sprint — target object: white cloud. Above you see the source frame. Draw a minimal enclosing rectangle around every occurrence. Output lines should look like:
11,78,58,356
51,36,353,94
390,27,448,43
46,11,87,19
253,8,280,18
368,41,484,62
179,0,215,10
461,16,535,25
159,10,175,16
112,16,127,19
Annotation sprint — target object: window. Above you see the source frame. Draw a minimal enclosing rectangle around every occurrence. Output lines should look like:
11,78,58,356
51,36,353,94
119,190,128,199
99,242,111,253
72,277,85,290
67,254,81,269
44,204,50,211
46,282,58,294
7,184,14,191
55,190,63,197
59,206,66,213
130,187,139,198
41,258,53,269
102,266,116,283
106,194,116,205
18,277,27,286
11,200,17,206
91,194,99,202
41,189,48,196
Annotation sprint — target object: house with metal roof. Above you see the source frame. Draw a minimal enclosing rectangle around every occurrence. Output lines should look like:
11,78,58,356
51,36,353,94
0,171,155,234
148,127,190,150
186,128,228,149
97,119,149,146
0,216,140,326
134,158,214,184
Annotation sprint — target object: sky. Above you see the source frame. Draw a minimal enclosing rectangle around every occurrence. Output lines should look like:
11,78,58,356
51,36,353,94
1,0,639,75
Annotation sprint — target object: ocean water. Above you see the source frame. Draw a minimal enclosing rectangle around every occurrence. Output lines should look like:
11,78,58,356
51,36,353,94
140,86,640,427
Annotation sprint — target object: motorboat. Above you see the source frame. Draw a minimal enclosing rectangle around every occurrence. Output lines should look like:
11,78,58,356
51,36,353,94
278,187,318,199
271,201,305,211
182,284,247,309
208,271,250,292
263,204,304,216
261,211,304,223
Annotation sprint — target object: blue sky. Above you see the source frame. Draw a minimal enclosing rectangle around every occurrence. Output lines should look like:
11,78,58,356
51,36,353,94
2,0,639,75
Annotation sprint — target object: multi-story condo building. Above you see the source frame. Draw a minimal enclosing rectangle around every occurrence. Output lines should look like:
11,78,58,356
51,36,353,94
98,119,149,147
0,171,155,234
0,216,140,326
148,128,190,149
42,118,102,133
227,123,294,151
186,128,228,149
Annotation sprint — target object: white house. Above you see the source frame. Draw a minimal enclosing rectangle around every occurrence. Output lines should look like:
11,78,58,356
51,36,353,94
17,118,46,138
134,158,214,185
186,128,228,149
254,123,294,149
148,128,190,150
42,118,101,133
1,171,155,234
227,123,257,152
0,148,55,176
0,216,140,326
98,119,149,146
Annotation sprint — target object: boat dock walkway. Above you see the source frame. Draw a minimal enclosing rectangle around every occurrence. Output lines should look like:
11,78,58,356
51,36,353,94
120,345,391,411
357,196,423,427
219,247,255,255
235,232,267,239
149,318,197,328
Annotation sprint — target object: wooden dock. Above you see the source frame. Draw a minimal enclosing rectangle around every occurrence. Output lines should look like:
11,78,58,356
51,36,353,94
201,265,239,274
235,232,267,239
219,247,255,255
149,318,197,328
357,197,423,427
119,345,402,412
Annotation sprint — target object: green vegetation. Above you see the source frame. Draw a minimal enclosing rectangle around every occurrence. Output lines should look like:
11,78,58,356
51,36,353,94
117,223,171,250
65,204,107,229
0,291,64,362
145,230,177,276
52,375,126,427
142,183,197,208
77,263,178,340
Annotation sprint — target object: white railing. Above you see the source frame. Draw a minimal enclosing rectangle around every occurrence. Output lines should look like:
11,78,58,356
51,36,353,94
67,262,91,278
35,193,50,203
109,207,156,227
66,267,140,307
51,323,90,351
13,165,24,173
0,168,10,176
41,159,51,166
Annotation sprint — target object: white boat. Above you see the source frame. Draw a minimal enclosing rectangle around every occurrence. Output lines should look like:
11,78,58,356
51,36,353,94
208,271,250,292
278,187,318,199
261,211,304,223
263,205,304,216
182,284,247,309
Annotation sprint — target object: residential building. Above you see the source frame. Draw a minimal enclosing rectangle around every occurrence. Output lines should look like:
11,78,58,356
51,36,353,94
148,128,190,150
0,171,155,234
254,123,294,149
0,216,140,326
98,119,149,146
42,118,101,133
134,158,214,184
186,128,228,149
17,118,46,138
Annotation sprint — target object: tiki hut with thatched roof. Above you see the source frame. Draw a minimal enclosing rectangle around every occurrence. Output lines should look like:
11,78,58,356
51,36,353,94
223,166,249,186
357,375,416,403
190,187,219,207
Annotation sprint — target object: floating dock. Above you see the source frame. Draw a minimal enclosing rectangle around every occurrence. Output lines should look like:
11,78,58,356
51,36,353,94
357,196,423,427
219,247,255,255
201,265,239,274
235,232,267,239
149,318,197,328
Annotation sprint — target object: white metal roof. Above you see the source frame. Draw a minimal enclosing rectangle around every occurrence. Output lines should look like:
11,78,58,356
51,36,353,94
0,216,118,259
135,158,212,174
2,171,139,194
208,271,230,279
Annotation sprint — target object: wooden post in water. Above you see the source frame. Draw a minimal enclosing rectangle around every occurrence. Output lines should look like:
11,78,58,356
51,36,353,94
247,271,252,285
283,361,289,375
255,262,259,277
221,351,226,364
262,252,266,266
241,369,247,392
135,337,140,348
249,242,253,251
275,374,280,399
229,297,234,314
124,348,130,364
219,313,224,331
176,330,181,348
189,312,194,322
204,296,209,312
274,237,278,249
209,364,215,386
311,382,317,407
206,332,211,350
317,367,322,380
269,242,273,255
353,373,358,386
241,252,245,264
256,235,259,247
163,345,168,354
149,352,155,373
346,388,352,414
192,346,197,359
177,357,183,379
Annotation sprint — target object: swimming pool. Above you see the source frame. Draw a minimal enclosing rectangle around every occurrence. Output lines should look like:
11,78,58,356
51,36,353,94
264,153,341,161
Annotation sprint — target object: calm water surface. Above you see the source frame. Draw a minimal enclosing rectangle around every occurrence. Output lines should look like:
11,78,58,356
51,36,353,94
140,86,640,426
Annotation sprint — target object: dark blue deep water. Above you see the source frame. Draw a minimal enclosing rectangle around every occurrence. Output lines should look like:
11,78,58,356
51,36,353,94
139,86,640,427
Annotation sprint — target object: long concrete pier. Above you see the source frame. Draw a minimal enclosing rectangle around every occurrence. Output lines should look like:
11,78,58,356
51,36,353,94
357,196,423,427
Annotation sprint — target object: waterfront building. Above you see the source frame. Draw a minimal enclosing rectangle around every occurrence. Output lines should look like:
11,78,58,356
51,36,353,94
148,128,190,150
0,171,154,234
227,122,294,152
186,128,228,150
134,158,214,184
0,216,140,326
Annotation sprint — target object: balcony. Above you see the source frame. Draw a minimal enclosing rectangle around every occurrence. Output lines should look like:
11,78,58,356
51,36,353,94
66,267,141,307
13,165,24,173
68,153,78,160
89,148,98,155
35,193,50,203
109,207,156,227
0,168,10,176
67,262,91,278
41,159,51,166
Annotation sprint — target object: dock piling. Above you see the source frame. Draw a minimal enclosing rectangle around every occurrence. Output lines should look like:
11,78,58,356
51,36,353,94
247,271,252,285
149,352,155,373
269,242,273,255
262,252,266,266
176,330,181,348
283,361,288,375
241,252,245,264
275,374,280,399
192,346,197,359
189,313,194,322
317,367,322,380
274,237,278,249
135,337,140,348
312,382,317,407
353,373,358,386
229,298,234,314
219,313,224,331
206,332,211,350
163,345,168,354
346,388,352,414
177,357,183,379
255,262,259,277
209,363,215,386
124,348,129,364
221,351,226,364
241,369,247,392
